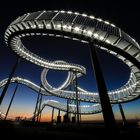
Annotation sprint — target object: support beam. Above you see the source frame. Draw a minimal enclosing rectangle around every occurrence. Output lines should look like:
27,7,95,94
38,105,45,122
118,103,127,126
37,94,43,122
80,114,81,122
79,101,81,122
57,109,61,123
0,57,20,106
32,88,41,122
38,108,42,122
89,44,116,129
4,84,18,120
51,107,54,123
75,72,79,124
67,99,69,116
58,109,60,116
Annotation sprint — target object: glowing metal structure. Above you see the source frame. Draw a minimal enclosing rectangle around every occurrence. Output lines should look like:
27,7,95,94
0,77,102,115
2,10,140,122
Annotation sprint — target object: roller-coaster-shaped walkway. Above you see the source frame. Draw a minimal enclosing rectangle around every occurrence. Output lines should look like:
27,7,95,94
1,10,140,119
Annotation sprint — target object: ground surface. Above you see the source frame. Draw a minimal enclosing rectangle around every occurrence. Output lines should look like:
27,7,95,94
0,120,139,138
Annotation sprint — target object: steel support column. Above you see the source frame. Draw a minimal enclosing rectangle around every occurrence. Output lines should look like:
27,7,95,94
32,88,41,122
89,44,116,129
75,72,79,124
58,109,60,116
79,101,81,122
51,107,54,123
37,94,43,122
38,108,42,122
57,109,61,123
0,57,20,106
4,83,18,120
118,103,127,126
67,99,69,116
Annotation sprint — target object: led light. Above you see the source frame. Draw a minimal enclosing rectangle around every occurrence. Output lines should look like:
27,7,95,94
74,12,79,15
68,25,72,30
31,24,36,28
132,38,136,42
106,39,111,44
99,36,104,40
82,13,87,17
110,23,115,27
46,24,51,27
38,24,43,28
56,24,61,28
63,25,67,29
87,30,93,36
104,21,110,24
89,15,95,19
60,10,65,13
97,18,102,22
93,33,99,38
67,11,72,14
74,27,80,32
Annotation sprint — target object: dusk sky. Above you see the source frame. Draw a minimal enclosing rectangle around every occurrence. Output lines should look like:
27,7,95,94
0,0,140,122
